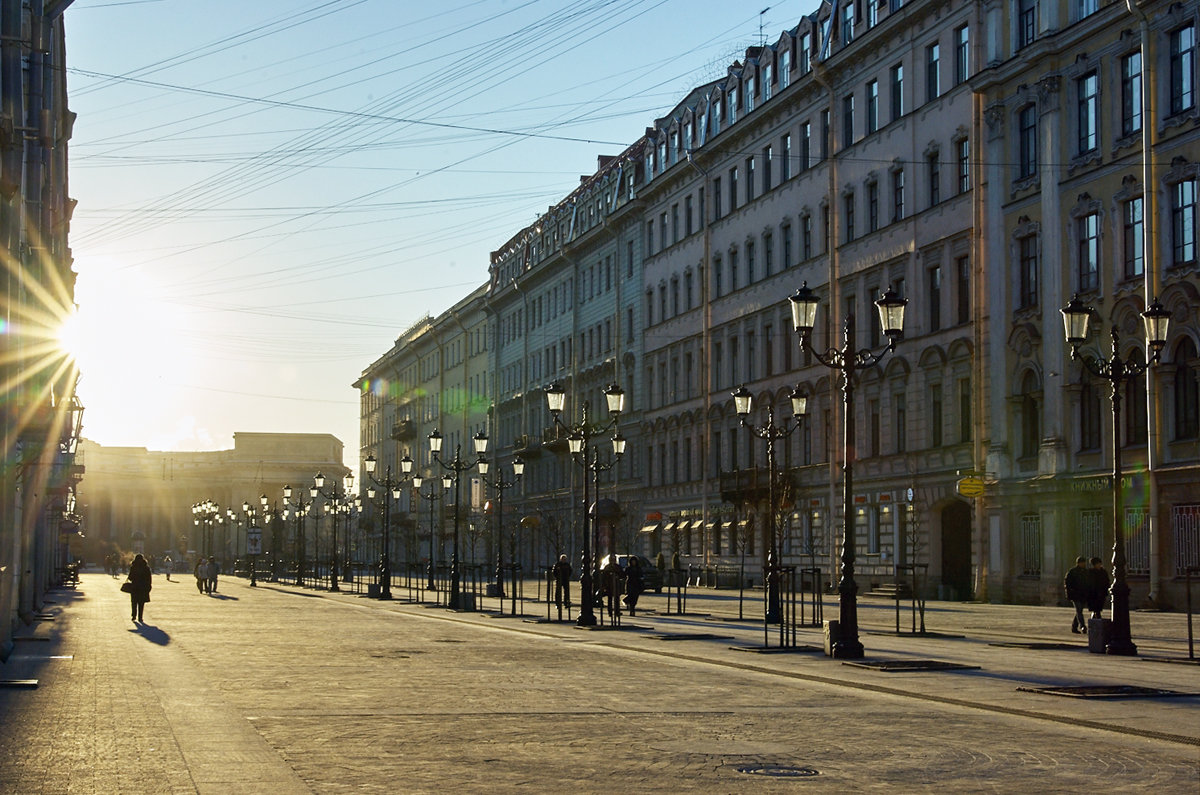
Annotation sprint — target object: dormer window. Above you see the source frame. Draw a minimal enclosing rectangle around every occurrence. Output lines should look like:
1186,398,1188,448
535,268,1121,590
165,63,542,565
728,87,739,124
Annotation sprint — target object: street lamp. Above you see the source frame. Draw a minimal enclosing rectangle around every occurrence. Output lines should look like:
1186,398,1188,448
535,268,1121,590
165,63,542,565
790,282,907,659
733,384,808,624
192,500,219,559
545,381,626,627
477,446,525,601
428,430,488,610
241,500,260,587
412,471,452,591
282,483,318,587
1061,294,1170,656
364,454,414,600
314,471,354,592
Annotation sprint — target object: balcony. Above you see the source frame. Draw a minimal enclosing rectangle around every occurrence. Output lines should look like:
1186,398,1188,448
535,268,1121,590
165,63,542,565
390,419,415,441
719,467,798,506
513,434,542,457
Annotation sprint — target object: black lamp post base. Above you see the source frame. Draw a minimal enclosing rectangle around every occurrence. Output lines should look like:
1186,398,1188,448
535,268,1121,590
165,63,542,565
831,640,865,659
576,611,597,627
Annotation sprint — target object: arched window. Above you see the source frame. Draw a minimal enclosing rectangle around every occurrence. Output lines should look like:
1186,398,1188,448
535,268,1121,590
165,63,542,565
1079,378,1101,451
1123,350,1148,446
1173,338,1199,440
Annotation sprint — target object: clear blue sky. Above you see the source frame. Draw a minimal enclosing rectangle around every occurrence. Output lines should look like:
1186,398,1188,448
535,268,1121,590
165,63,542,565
63,0,810,465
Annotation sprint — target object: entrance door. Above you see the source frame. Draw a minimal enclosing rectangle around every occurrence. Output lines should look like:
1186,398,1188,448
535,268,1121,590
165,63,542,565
940,501,972,600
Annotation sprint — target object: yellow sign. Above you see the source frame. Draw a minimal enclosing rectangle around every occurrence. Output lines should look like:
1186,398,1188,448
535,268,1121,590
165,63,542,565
956,476,985,498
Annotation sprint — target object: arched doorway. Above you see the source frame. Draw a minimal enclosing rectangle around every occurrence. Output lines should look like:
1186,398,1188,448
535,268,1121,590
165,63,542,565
940,501,971,600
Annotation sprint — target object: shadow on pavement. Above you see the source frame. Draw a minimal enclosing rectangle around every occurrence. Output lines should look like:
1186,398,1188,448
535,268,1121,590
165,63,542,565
129,623,170,646
207,593,239,601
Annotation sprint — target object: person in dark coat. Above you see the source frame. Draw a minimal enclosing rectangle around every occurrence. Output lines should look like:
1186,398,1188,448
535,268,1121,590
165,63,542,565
1086,556,1109,619
623,556,645,616
552,554,572,618
126,554,153,622
1063,556,1089,634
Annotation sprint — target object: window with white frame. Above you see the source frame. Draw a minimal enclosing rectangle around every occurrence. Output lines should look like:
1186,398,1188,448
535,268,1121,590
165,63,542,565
1020,513,1042,576
1121,51,1142,136
1172,178,1197,267
1125,507,1149,575
1173,504,1200,576
1077,212,1100,292
1076,72,1098,154
1170,24,1196,115
1123,197,1144,279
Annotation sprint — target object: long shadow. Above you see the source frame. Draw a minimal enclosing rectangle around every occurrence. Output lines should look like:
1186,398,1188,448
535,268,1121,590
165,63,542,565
128,623,170,646
255,585,325,599
206,593,239,601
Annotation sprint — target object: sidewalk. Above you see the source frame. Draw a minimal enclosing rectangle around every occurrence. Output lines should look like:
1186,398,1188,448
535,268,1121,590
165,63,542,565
1,573,1196,793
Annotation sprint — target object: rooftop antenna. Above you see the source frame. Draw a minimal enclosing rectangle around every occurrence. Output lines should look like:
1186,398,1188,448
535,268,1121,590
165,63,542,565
759,6,771,47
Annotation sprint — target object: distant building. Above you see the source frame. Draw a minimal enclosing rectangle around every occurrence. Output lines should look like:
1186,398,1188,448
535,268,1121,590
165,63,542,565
75,434,349,564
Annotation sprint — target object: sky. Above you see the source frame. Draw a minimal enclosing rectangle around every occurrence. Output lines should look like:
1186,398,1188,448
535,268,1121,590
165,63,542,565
62,0,811,467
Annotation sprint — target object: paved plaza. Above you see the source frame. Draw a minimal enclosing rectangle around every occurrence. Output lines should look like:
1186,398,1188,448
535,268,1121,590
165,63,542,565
1,572,1197,793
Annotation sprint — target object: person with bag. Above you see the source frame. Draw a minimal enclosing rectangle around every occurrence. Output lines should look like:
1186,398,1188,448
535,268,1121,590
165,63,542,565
623,555,645,617
125,554,153,622
1063,556,1089,634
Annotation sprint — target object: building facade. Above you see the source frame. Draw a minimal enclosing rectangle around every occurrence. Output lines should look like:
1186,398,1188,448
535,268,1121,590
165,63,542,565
357,0,1200,607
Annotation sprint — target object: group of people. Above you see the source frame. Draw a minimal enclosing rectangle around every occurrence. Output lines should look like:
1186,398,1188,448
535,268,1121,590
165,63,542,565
551,554,645,619
194,556,220,594
1064,555,1110,634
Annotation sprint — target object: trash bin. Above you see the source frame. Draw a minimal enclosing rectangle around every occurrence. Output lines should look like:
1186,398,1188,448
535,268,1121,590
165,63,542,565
1087,617,1111,653
824,619,841,657
367,583,380,598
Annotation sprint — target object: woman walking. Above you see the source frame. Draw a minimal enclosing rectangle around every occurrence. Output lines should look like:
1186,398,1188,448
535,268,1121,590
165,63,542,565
126,554,153,622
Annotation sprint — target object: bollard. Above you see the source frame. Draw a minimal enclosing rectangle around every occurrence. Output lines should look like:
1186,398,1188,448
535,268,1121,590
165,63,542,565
823,619,841,657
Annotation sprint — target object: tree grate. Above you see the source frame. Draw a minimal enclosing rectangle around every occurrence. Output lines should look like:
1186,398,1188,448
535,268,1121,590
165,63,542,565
843,659,981,672
1017,684,1198,698
737,764,819,778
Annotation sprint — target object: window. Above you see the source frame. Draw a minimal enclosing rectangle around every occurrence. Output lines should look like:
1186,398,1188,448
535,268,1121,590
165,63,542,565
820,110,830,160
870,399,881,456
844,193,855,242
892,168,905,222
685,195,694,236
955,255,969,324
1018,0,1037,51
931,385,943,447
684,271,693,309
729,250,739,291
1077,72,1098,154
894,394,907,453
1077,212,1100,292
866,80,879,134
782,224,793,267
781,134,791,181
867,182,879,232
800,122,811,170
1125,351,1148,445
764,146,775,192
746,242,756,283
843,94,855,148
1079,379,1101,451
1175,339,1199,440
729,167,739,211
842,1,855,44
927,151,941,207
1170,25,1196,115
1018,235,1038,309
1121,51,1142,136
1019,373,1041,459
926,43,940,102
713,255,723,297
958,377,972,442
927,265,941,332
764,324,774,376
763,63,773,102
781,49,792,88
713,176,723,218
671,204,680,244
746,156,756,201
799,32,811,75
1123,197,1144,280
890,64,904,121
1173,178,1198,267
746,75,756,113
957,138,970,194
954,25,969,84
646,220,655,255
728,86,739,125
1078,0,1098,19
1020,514,1042,576
1018,104,1038,179
802,215,813,259
763,233,773,276
1172,505,1200,576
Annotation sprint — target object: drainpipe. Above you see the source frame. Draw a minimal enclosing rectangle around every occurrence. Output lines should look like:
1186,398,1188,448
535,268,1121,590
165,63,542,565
1126,0,1163,606
684,151,712,564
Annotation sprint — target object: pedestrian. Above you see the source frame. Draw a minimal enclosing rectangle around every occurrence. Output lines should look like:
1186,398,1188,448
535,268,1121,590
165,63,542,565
207,556,220,594
1086,556,1109,620
552,553,572,618
1063,556,1089,634
623,556,645,616
162,553,173,582
125,553,152,622
194,557,205,594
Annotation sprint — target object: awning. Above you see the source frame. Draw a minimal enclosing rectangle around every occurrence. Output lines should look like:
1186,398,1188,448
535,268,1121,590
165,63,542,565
662,521,676,533
638,523,661,535
675,520,692,532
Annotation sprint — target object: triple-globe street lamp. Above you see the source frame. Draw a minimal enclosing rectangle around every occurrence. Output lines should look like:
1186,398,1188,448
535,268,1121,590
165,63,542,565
282,483,318,587
314,471,354,592
545,381,626,627
412,471,452,590
364,454,413,600
428,430,488,610
477,450,525,598
241,499,260,587
1061,294,1171,656
789,282,908,659
732,384,808,625
192,500,219,559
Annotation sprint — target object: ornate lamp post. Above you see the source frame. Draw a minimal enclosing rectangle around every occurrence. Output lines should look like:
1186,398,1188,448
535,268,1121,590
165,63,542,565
732,384,808,623
364,454,413,600
241,500,260,587
282,483,318,587
1061,295,1171,656
314,471,353,592
192,500,219,559
428,430,488,610
477,447,525,598
790,282,907,659
412,472,452,590
545,381,626,627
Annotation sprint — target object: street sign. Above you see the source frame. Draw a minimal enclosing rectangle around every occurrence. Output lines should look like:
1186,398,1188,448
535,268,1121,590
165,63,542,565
247,527,263,556
956,476,985,498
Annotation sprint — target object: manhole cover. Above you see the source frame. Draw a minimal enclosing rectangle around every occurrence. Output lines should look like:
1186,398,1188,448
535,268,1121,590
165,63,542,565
737,765,819,778
651,633,735,641
843,659,980,672
1017,685,1198,698
731,644,825,654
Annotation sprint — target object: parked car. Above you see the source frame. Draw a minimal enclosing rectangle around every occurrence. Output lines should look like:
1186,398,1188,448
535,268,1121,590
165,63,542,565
598,554,663,593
